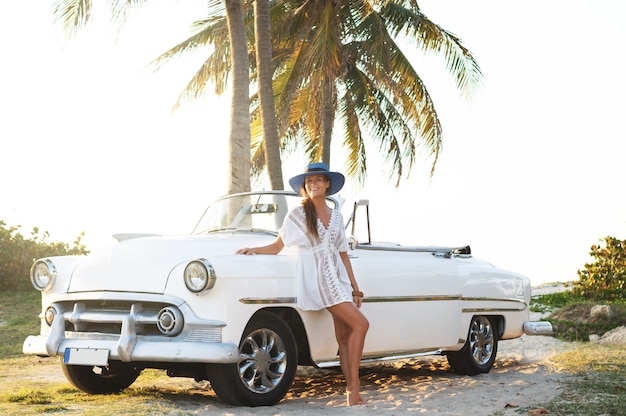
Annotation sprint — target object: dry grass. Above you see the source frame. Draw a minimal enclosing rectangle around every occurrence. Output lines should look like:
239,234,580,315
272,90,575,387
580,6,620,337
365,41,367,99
538,344,626,415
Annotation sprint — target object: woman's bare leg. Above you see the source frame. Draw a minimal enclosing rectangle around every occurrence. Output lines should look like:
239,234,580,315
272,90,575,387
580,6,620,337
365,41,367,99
328,302,369,406
332,315,350,388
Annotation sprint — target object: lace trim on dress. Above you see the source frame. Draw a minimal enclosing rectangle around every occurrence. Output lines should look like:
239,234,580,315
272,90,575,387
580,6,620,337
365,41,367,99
318,211,350,305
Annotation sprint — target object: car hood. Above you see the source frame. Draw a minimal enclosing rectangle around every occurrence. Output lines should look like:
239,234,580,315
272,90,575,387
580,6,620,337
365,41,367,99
67,233,275,294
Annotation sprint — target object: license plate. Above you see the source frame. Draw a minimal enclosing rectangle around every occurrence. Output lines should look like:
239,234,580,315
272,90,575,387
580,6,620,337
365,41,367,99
63,348,110,366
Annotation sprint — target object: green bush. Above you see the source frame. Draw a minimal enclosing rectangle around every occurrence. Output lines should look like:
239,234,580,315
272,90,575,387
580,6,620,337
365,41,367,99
549,302,626,342
531,291,626,342
0,220,89,292
530,289,581,313
573,236,626,300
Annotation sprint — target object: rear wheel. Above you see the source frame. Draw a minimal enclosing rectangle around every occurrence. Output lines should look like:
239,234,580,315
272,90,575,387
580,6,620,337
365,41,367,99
446,315,498,375
208,311,297,406
60,360,142,393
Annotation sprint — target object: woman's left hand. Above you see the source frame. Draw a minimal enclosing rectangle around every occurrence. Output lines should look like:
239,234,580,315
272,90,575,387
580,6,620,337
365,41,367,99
352,291,364,308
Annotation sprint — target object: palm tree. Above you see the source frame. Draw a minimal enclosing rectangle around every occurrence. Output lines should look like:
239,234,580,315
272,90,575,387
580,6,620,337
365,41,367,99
267,0,483,184
253,0,283,190
146,1,283,190
151,0,482,187
51,0,253,194
224,0,252,194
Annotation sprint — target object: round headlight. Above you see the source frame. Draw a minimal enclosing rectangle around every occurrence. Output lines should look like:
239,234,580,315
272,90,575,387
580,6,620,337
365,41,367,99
30,259,57,291
183,259,216,294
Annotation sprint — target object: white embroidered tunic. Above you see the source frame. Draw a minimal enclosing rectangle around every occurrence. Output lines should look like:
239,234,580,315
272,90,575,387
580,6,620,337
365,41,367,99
280,206,353,311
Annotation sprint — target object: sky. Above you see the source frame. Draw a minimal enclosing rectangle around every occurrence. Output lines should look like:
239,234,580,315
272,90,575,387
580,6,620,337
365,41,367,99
1,1,625,285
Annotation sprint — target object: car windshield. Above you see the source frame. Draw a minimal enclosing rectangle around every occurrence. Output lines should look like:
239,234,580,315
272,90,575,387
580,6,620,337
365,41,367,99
192,192,338,235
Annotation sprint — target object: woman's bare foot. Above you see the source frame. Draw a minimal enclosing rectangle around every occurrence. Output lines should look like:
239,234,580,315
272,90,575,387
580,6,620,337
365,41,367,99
346,390,367,406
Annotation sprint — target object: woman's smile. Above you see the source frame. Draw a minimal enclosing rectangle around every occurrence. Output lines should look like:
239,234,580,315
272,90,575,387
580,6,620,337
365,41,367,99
305,174,329,195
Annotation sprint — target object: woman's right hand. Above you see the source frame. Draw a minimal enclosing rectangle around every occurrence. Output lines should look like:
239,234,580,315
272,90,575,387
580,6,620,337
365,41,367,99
236,247,256,255
236,237,285,255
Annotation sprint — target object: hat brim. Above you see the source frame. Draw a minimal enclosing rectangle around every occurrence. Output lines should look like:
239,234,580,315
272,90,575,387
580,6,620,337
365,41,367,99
288,171,345,195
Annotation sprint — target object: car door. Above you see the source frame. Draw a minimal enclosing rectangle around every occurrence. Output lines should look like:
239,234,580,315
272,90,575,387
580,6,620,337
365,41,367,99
351,246,463,355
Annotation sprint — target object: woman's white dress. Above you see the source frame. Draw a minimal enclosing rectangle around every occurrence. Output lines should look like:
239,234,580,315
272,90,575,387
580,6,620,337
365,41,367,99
280,206,353,311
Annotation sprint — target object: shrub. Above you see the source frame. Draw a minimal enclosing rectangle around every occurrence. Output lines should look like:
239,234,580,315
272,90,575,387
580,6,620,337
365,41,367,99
573,236,626,300
548,302,626,342
0,220,89,292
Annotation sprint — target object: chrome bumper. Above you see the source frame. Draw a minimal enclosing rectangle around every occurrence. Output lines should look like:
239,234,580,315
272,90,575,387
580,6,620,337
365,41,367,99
523,321,553,336
23,334,239,364
23,311,240,364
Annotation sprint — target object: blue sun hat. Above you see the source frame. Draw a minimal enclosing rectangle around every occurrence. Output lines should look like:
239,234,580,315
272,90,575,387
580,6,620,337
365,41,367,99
288,162,345,195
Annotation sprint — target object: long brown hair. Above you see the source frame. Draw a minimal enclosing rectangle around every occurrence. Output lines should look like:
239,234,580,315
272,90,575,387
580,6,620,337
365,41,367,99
301,197,319,239
298,176,332,239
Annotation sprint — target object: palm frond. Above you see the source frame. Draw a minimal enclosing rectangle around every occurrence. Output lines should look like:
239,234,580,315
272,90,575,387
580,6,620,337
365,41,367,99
109,0,147,32
346,83,405,182
148,18,228,70
341,34,442,179
338,92,367,185
52,0,92,40
381,2,483,100
171,53,231,112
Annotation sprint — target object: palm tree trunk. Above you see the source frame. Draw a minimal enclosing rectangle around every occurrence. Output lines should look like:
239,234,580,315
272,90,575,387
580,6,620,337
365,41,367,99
320,77,335,165
225,0,251,194
254,0,283,190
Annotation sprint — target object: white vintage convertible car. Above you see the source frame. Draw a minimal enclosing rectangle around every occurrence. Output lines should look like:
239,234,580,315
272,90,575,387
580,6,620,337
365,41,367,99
23,191,551,406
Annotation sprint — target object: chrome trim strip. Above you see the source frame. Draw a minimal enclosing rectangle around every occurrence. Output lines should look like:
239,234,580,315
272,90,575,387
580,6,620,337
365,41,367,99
356,245,448,252
462,307,526,313
462,296,527,305
239,295,528,308
461,297,528,312
355,245,471,255
364,295,461,303
239,297,297,304
238,295,461,304
316,349,443,368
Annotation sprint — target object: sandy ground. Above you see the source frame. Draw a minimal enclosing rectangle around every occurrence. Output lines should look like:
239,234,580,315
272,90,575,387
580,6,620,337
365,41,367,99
121,332,570,416
11,334,573,416
7,283,578,415
181,283,575,414
204,337,572,416
185,289,574,415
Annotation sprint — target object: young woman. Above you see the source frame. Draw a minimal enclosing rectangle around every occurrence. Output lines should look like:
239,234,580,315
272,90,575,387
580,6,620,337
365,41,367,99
236,162,369,406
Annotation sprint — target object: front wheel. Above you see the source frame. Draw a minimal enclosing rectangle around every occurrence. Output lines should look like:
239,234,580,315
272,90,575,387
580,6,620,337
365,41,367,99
60,360,142,394
446,315,498,375
207,311,298,406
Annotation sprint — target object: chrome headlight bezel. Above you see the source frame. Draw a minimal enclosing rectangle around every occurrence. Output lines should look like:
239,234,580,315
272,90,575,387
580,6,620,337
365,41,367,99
44,305,60,326
30,259,57,292
183,258,217,294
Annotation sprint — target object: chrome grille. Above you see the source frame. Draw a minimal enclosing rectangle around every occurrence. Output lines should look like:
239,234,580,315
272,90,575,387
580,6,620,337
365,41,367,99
51,300,222,342
186,328,222,343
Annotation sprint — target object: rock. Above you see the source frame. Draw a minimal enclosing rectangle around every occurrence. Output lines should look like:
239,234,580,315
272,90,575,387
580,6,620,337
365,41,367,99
589,334,600,343
599,325,626,345
590,304,613,319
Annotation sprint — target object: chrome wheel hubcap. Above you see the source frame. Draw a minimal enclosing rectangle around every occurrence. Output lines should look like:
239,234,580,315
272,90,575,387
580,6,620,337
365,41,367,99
469,316,494,365
238,328,287,393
